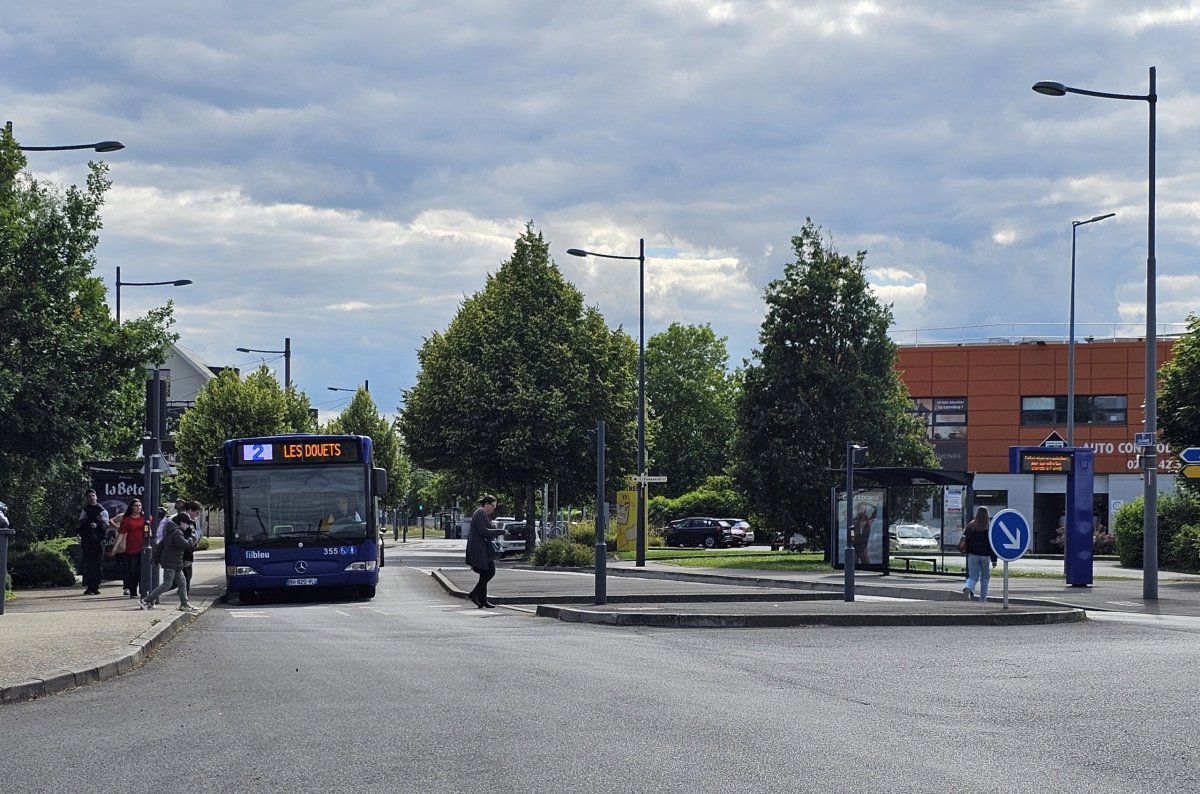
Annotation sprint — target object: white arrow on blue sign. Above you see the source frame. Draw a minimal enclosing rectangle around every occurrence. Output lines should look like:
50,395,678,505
988,509,1032,562
1179,447,1200,465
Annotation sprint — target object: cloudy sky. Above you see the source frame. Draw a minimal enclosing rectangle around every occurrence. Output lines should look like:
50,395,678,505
6,1,1199,419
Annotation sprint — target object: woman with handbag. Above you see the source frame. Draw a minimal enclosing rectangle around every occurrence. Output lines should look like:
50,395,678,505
113,498,149,599
464,494,505,608
961,507,998,602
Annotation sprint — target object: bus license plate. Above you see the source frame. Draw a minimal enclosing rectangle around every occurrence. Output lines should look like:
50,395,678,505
286,577,318,586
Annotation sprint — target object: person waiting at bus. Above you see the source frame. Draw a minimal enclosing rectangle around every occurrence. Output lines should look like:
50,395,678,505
319,496,362,533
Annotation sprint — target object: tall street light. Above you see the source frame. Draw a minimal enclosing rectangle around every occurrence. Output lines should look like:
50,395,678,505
567,238,647,567
115,265,193,323
1066,212,1116,447
237,338,292,390
7,120,125,153
329,381,368,394
1033,66,1158,599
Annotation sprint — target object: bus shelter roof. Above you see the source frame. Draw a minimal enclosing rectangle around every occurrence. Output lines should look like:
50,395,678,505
850,468,974,488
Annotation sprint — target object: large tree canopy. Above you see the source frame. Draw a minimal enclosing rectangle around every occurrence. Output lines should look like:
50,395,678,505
0,128,175,542
324,388,410,510
398,223,636,520
733,219,935,547
1157,313,1200,496
645,322,736,497
174,366,317,507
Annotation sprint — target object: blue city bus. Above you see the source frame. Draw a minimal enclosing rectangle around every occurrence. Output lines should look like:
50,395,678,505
209,434,388,603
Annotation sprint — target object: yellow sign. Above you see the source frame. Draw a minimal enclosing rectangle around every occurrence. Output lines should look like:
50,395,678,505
614,490,637,551
1182,464,1200,480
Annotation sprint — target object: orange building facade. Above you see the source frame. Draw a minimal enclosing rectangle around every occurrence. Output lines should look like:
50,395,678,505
894,337,1177,552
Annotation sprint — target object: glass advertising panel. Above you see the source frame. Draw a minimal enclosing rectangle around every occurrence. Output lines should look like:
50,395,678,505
834,488,887,571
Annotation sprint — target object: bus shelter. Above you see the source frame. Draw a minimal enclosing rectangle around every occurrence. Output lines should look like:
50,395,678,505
831,467,974,576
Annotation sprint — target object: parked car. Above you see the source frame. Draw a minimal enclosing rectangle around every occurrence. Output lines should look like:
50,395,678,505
888,523,939,552
664,517,736,548
497,518,541,553
720,518,752,546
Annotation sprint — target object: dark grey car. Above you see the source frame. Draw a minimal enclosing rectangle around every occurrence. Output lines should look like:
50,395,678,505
664,517,735,548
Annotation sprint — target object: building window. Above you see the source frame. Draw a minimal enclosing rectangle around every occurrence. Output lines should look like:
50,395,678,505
1021,396,1127,425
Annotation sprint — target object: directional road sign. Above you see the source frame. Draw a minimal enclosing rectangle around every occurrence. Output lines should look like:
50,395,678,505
1181,464,1200,480
988,509,1032,563
633,475,668,484
1179,447,1200,465
1040,431,1067,448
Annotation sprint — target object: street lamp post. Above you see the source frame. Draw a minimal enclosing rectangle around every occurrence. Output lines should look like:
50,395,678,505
237,337,292,390
7,120,125,153
567,238,648,567
1034,66,1159,599
1067,212,1116,447
115,265,193,324
328,381,368,394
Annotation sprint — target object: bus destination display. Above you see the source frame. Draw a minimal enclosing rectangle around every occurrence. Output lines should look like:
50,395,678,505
1020,450,1073,474
238,440,362,465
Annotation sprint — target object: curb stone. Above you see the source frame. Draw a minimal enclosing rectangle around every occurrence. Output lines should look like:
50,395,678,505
0,596,212,706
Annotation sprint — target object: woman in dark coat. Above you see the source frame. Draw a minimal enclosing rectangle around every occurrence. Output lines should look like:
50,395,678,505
962,507,998,602
465,495,504,608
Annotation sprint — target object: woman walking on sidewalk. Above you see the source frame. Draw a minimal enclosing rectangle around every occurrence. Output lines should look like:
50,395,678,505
962,507,998,602
113,498,149,599
140,512,199,613
465,495,505,608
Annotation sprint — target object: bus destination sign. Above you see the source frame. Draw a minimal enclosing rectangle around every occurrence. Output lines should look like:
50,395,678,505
1020,450,1074,474
238,440,362,465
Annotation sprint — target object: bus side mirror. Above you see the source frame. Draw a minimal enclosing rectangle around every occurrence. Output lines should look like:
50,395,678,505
373,467,388,499
207,464,220,488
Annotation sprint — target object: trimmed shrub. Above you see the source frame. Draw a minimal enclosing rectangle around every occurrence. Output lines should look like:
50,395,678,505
1114,492,1200,571
568,523,596,547
532,538,595,567
1167,524,1200,574
196,536,210,551
8,547,77,588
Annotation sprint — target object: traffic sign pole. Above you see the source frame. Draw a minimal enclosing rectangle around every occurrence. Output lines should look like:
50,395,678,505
1002,561,1010,608
989,509,1032,610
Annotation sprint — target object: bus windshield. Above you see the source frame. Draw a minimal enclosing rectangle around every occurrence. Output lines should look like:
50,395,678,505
231,467,369,547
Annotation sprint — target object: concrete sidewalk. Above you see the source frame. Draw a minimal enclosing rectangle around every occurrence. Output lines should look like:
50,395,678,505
0,550,224,704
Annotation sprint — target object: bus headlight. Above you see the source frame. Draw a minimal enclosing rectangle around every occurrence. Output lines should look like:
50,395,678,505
226,565,257,576
343,561,377,572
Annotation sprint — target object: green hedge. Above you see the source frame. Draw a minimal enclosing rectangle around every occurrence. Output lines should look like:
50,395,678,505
531,538,595,567
1113,492,1200,573
8,547,77,588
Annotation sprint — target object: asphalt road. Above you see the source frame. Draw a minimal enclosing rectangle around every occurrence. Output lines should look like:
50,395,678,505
2,543,1196,793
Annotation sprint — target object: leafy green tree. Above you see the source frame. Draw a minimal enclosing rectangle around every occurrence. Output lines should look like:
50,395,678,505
174,366,316,506
733,219,935,549
1158,314,1200,498
645,323,736,497
398,223,636,543
0,128,175,544
324,388,409,510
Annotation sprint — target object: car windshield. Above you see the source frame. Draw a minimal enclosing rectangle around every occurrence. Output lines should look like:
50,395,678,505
230,468,369,547
895,525,935,539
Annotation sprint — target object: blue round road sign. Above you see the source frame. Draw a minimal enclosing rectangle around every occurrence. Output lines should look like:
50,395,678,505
988,509,1032,562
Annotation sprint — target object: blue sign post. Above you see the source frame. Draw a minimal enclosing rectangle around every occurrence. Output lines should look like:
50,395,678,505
989,509,1031,609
